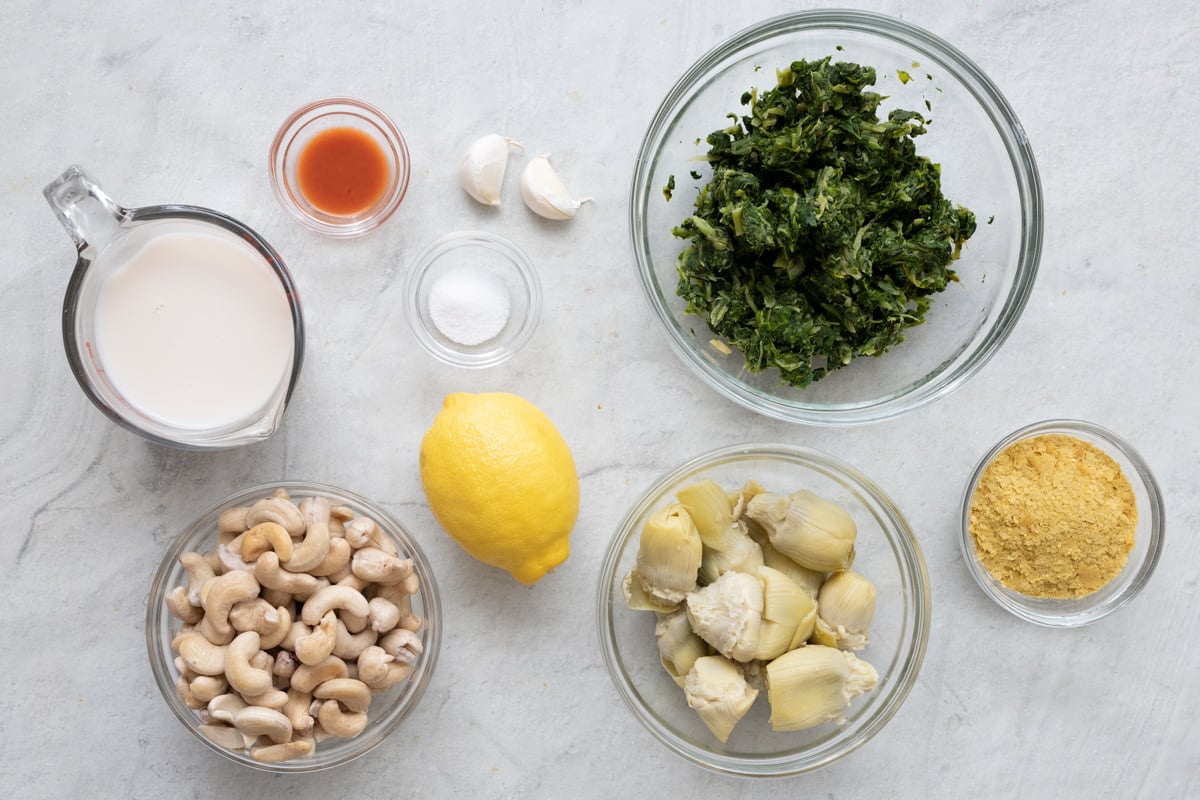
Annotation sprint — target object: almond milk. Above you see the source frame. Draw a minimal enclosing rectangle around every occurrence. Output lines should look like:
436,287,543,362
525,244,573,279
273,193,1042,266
92,226,295,430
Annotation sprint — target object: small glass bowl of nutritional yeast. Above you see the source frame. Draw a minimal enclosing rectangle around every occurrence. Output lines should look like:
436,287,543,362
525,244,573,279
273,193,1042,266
270,98,411,238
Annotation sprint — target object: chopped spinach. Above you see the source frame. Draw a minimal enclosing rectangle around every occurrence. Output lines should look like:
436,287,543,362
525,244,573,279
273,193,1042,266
672,57,976,389
663,174,676,201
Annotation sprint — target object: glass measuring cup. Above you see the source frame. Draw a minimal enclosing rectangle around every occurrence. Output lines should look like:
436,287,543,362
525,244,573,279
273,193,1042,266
44,165,305,450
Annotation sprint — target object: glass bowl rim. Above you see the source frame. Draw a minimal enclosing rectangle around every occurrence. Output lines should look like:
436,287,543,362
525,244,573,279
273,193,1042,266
596,441,932,776
403,229,543,368
145,479,442,773
959,418,1165,627
269,97,411,239
628,8,1044,425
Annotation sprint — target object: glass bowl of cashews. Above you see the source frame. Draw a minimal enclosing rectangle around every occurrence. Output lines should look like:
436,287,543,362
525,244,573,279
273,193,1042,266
146,481,442,772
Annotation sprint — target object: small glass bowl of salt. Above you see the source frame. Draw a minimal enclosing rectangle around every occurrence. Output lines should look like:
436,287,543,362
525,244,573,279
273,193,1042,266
404,230,542,367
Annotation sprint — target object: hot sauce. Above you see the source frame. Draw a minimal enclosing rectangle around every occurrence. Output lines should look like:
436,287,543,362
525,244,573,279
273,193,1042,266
296,127,390,216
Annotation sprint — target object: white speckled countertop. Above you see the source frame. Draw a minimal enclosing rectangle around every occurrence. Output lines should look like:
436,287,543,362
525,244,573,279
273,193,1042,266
2,1,1198,797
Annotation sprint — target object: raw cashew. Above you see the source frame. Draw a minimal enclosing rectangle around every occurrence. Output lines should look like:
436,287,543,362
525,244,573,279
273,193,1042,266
313,678,372,713
341,609,369,635
286,496,332,572
255,551,322,596
259,605,292,651
273,650,299,682
240,522,294,562
250,648,275,675
295,611,339,666
344,517,399,555
301,585,370,626
216,542,254,574
166,586,203,624
351,548,413,584
173,631,228,676
217,506,250,538
356,646,395,690
207,693,248,723
233,705,292,744
228,598,278,635
335,572,369,592
241,688,289,709
374,662,414,692
379,628,424,664
307,536,352,578
332,620,378,660
175,676,205,709
280,620,310,652
244,496,305,537
372,583,422,631
290,655,349,693
225,631,273,697
200,723,250,751
199,570,260,640
251,739,314,763
180,552,216,606
367,597,401,634
317,699,368,739
195,615,235,647
260,586,293,609
189,675,228,704
283,687,314,736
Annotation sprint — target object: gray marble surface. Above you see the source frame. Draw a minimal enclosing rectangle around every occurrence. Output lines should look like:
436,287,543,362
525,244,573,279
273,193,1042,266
2,1,1197,797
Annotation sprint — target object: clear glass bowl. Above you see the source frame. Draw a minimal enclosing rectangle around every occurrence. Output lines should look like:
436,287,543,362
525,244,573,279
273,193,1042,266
630,10,1043,425
404,230,542,368
270,98,411,238
146,481,442,772
960,420,1165,627
597,443,931,776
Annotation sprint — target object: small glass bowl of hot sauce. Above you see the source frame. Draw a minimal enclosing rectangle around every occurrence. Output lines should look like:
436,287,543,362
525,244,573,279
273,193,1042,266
270,98,411,238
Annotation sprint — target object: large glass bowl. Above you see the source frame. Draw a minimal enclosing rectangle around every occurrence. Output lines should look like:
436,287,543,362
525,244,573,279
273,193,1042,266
597,444,931,776
630,10,1042,424
146,481,441,772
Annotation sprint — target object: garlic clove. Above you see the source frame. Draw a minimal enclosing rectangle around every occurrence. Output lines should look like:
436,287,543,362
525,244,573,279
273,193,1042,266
520,154,591,220
460,134,522,206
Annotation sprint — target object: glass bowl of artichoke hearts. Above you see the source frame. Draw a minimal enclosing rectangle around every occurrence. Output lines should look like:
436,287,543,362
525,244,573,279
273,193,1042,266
597,443,931,776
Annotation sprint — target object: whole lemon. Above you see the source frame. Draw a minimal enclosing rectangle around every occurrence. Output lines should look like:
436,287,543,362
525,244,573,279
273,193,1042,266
419,392,580,585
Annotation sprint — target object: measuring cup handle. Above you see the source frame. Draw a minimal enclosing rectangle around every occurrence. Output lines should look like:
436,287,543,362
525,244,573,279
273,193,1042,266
43,165,128,254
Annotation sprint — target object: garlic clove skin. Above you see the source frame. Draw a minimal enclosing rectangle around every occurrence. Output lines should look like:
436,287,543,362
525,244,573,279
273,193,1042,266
520,154,591,220
460,134,522,206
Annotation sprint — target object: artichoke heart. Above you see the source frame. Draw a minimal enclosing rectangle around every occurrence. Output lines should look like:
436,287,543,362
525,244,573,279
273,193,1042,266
755,566,818,659
621,569,680,613
811,569,876,651
655,609,710,688
685,570,763,662
634,503,703,605
764,645,879,732
760,538,826,600
677,480,764,582
745,490,856,573
683,655,759,743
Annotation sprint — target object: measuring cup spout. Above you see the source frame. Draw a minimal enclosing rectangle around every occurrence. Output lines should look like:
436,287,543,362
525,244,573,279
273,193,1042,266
44,165,127,255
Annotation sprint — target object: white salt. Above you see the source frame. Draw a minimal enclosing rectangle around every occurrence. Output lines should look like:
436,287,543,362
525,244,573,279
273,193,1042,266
427,267,511,346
